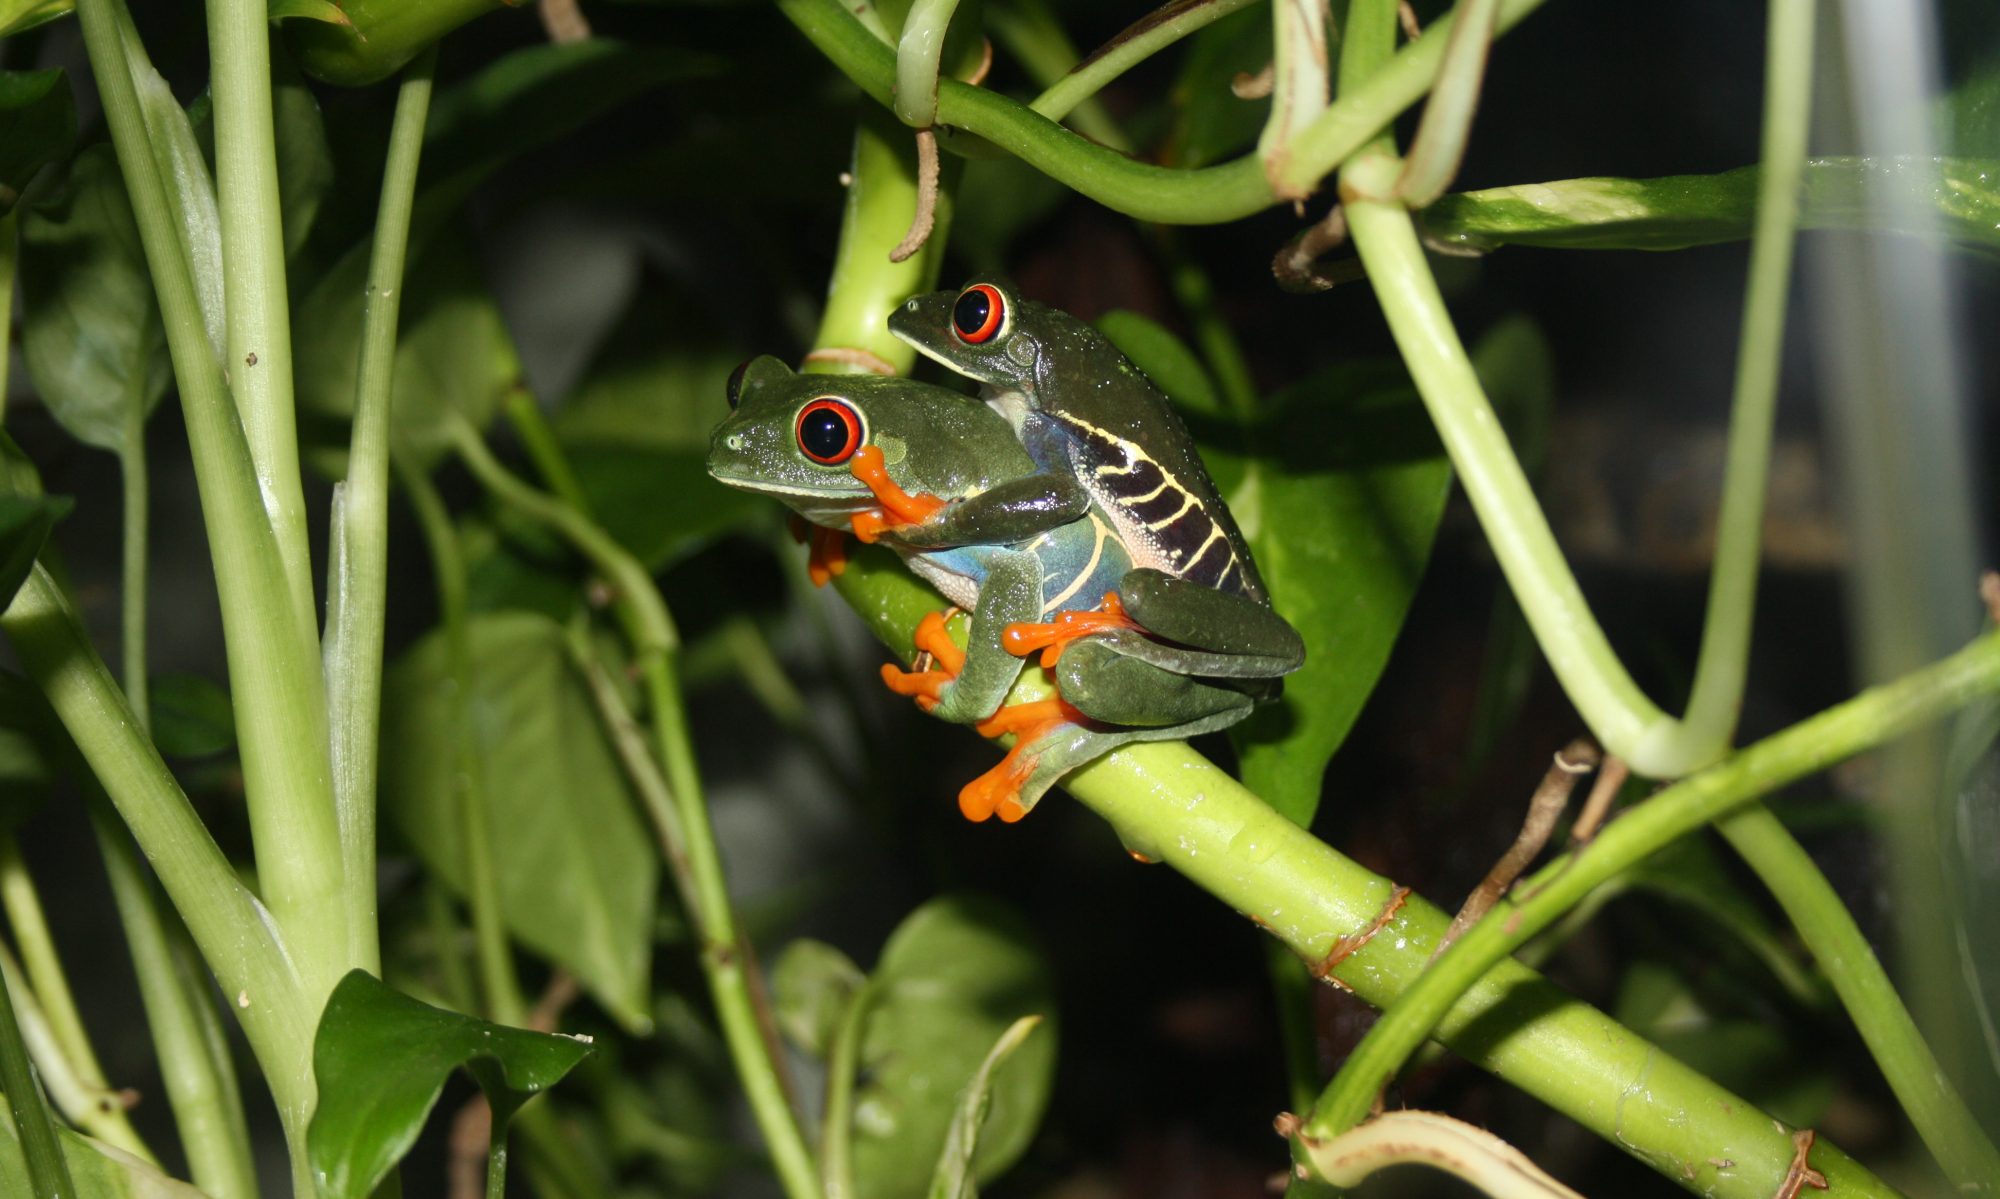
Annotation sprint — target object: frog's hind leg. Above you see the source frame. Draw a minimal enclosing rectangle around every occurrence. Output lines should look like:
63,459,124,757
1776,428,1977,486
881,550,1043,724
1000,591,1143,667
1110,569,1305,677
1051,640,1266,729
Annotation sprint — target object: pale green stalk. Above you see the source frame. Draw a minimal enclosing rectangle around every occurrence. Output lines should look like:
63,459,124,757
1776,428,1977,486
396,461,527,1029
820,983,877,1199
894,0,962,127
118,423,148,726
449,429,821,1199
204,0,317,633
0,939,72,1199
75,0,347,1006
90,799,258,1199
1257,0,1330,199
1394,0,1502,206
324,46,438,978
1027,0,1257,128
0,839,153,1159
0,567,315,1146
1717,805,2000,1190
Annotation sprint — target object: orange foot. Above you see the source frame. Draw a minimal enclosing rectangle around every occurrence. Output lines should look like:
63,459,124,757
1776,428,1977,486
959,697,1085,823
847,446,945,544
1001,592,1140,667
805,525,848,587
878,609,965,713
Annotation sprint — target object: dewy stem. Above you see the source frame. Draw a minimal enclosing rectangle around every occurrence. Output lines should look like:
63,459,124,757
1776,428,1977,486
0,566,316,1141
204,0,317,635
825,546,1907,1197
90,799,258,1199
325,45,438,980
76,0,347,1006
449,432,821,1199
1716,804,2000,1190
778,0,1547,223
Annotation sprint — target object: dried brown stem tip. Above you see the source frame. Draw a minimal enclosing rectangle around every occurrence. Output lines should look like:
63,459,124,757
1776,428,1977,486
1434,738,1599,958
1273,205,1366,294
889,127,941,264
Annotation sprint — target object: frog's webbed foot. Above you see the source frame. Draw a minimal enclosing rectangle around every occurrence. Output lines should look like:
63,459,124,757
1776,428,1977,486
879,609,965,714
1000,592,1143,667
959,697,1092,823
848,446,946,544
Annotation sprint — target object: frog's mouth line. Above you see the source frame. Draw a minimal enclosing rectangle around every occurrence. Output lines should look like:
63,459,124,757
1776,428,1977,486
707,471,869,503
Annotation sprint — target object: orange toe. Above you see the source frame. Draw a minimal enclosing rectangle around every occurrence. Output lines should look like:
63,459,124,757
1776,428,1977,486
911,610,966,676
959,745,1037,823
1001,592,1139,667
849,447,946,526
805,526,848,587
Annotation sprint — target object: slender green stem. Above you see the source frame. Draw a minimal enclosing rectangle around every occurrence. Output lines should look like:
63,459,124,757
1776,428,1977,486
1027,0,1256,129
0,839,154,1160
425,883,477,1017
779,0,1547,223
1258,0,1330,199
397,461,526,1028
1,566,315,1134
1157,232,1259,418
503,392,590,513
450,433,821,1199
987,0,1129,153
77,0,347,1006
1717,804,2000,1190
485,1123,508,1199
1299,628,2000,1159
117,427,149,729
89,798,258,1199
827,547,1908,1196
1666,0,1813,764
820,981,877,1199
325,45,437,979
204,0,317,636
0,942,74,1199
1393,0,1501,207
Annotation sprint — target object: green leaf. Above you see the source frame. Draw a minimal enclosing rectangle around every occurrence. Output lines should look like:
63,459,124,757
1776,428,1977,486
552,287,741,452
309,969,594,1199
0,1119,206,1198
0,0,68,40
0,70,74,214
269,0,349,24
567,446,766,571
0,497,68,614
771,938,865,1058
1094,309,1225,420
846,895,1057,1199
380,611,657,1030
148,672,236,759
1168,3,1270,170
1423,157,2000,259
18,145,170,453
925,1015,1044,1199
1216,357,1454,828
296,229,521,472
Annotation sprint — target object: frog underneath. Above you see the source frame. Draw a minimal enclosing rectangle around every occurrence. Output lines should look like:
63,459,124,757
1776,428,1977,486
707,358,1300,821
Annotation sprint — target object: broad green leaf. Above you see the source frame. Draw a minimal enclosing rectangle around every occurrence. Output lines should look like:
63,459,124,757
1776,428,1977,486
0,1119,206,1198
1423,158,2000,258
295,229,520,472
552,287,741,452
1094,309,1225,420
925,1015,1043,1199
1212,355,1455,828
19,145,170,453
380,611,656,1030
1168,3,1270,170
272,47,334,257
0,0,67,39
0,497,68,614
771,938,865,1058
848,895,1057,1199
567,446,766,572
0,70,74,215
309,969,594,1199
148,672,236,759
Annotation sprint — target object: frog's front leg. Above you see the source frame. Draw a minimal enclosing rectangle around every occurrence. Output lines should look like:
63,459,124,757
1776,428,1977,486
880,549,1044,725
1004,569,1306,679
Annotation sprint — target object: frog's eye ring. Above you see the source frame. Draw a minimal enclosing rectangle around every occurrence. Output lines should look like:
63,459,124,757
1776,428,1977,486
952,284,1006,344
796,398,864,465
725,359,751,410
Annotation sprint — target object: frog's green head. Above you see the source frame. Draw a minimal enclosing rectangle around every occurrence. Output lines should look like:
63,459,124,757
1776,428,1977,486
888,278,1054,388
707,356,1030,528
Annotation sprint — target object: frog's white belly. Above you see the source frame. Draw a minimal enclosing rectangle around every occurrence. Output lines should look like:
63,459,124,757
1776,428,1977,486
899,551,982,612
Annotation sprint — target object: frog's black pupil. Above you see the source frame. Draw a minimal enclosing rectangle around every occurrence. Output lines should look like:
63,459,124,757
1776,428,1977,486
800,407,852,460
953,289,992,338
725,360,750,409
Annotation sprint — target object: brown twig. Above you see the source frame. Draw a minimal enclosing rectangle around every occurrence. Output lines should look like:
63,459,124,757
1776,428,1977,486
536,0,591,43
889,127,941,264
1433,739,1597,959
1273,205,1365,293
1232,63,1276,99
1773,1128,1829,1198
1568,756,1629,846
1397,1,1423,41
1980,569,2000,625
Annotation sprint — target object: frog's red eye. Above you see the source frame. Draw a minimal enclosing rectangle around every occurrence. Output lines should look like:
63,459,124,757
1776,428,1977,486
952,284,1005,344
796,398,864,465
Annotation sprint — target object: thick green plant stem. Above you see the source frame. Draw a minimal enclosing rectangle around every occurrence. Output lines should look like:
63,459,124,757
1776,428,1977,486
75,0,347,1006
778,0,1547,223
1299,625,2000,1183
824,550,1941,1197
449,431,822,1199
894,0,963,127
1026,0,1256,130
325,46,438,980
89,799,259,1199
1717,804,2000,1191
396,462,527,1029
812,111,954,376
0,567,315,1139
0,838,154,1159
0,941,74,1199
205,0,317,638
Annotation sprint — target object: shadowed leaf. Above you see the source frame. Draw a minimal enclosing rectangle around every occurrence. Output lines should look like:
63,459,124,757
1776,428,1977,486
0,70,74,214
